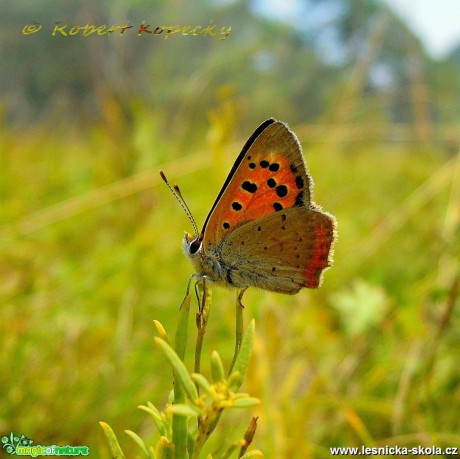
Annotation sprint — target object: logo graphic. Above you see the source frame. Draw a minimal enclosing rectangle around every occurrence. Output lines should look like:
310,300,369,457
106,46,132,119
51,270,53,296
2,432,89,456
2,434,33,454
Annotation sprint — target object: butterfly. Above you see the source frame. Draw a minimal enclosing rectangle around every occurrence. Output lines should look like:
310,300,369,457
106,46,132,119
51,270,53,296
161,118,336,301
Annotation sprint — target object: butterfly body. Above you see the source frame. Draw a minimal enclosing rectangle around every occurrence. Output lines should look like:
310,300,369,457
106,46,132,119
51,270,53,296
181,119,336,295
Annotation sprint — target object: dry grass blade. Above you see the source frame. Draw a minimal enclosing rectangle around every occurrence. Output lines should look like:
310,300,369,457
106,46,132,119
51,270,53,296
17,152,209,234
348,155,458,267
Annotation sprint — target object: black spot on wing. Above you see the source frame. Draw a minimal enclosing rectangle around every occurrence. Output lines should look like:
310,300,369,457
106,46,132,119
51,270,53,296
276,185,288,198
242,181,258,193
267,178,276,188
295,191,304,206
232,201,243,211
201,119,275,235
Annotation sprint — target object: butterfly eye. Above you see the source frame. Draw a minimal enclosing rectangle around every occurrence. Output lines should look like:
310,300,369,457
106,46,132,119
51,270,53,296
189,238,202,255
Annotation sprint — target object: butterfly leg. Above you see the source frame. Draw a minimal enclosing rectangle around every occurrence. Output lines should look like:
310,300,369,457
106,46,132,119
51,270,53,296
237,287,248,309
193,275,211,316
180,273,202,310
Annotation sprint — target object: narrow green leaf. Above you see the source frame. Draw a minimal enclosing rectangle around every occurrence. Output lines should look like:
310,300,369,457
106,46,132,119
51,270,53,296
240,451,263,458
99,422,126,459
211,350,225,383
125,430,151,458
155,337,198,401
172,292,191,459
229,319,255,391
172,378,187,458
153,320,168,341
175,292,191,360
138,405,167,437
191,372,211,392
167,404,200,417
144,402,161,417
155,334,194,458
232,397,261,408
229,292,245,375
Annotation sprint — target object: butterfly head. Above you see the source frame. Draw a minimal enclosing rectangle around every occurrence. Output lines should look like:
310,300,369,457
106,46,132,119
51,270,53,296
183,232,203,259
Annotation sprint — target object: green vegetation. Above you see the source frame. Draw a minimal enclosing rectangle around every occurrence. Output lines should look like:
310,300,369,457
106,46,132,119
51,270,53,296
1,0,459,457
101,294,260,458
2,112,458,457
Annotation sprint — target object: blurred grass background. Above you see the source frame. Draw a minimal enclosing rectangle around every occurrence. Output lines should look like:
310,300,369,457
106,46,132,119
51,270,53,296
1,0,459,457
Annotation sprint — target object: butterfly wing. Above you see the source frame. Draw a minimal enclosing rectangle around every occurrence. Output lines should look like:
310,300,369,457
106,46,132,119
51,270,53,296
201,119,313,252
220,206,335,293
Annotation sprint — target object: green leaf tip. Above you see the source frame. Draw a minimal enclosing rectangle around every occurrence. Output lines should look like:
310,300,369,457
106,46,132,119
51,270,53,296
153,320,167,339
191,372,212,392
99,422,126,459
211,350,225,383
124,430,150,457
155,337,199,402
229,319,255,391
167,403,200,417
232,397,260,408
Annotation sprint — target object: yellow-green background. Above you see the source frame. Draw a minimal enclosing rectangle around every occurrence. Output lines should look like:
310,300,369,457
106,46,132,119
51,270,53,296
1,1,459,457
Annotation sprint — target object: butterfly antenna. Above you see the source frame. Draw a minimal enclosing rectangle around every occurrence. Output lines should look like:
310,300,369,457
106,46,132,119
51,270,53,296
160,171,200,238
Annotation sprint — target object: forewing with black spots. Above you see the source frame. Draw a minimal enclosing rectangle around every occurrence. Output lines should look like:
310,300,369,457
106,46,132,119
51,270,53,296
202,120,312,251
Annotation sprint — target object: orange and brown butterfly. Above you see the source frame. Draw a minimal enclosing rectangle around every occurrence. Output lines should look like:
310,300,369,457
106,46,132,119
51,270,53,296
161,118,336,298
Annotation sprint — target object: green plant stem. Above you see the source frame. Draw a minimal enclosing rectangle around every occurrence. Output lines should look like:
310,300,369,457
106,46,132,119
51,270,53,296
194,315,205,375
204,302,251,443
228,289,245,375
194,280,211,375
172,293,192,459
